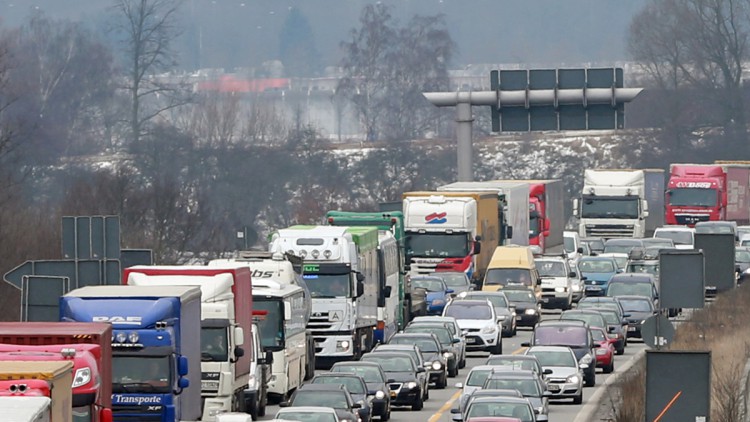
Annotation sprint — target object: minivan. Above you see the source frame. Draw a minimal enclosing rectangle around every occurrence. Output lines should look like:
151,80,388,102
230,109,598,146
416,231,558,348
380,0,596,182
482,245,541,299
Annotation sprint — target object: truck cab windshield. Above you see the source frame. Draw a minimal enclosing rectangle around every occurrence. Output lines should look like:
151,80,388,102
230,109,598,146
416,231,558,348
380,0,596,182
302,273,351,298
668,188,718,207
201,327,229,362
112,356,171,393
405,232,470,258
253,299,285,350
484,269,532,286
581,196,639,219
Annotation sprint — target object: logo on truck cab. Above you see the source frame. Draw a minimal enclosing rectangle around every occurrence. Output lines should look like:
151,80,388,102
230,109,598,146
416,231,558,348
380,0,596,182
93,316,142,325
425,212,447,224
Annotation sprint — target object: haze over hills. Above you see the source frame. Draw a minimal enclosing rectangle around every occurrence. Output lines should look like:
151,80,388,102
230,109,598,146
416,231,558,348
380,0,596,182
0,0,647,71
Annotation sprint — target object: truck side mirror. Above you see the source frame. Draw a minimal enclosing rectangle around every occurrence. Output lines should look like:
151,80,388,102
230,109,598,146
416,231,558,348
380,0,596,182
384,286,392,298
544,219,551,231
234,346,245,359
234,326,245,346
177,355,189,376
356,273,365,282
357,281,365,297
473,241,481,255
178,377,190,389
265,350,274,364
573,198,579,216
506,226,514,240
100,409,113,422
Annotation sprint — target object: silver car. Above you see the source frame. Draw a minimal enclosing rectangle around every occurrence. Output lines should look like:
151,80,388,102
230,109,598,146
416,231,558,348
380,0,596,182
524,345,585,404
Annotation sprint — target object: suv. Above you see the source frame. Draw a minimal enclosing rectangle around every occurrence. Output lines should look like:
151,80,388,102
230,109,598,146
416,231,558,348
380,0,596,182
361,351,427,410
535,256,575,310
443,299,503,354
281,383,362,422
454,291,517,337
389,333,449,388
522,321,598,387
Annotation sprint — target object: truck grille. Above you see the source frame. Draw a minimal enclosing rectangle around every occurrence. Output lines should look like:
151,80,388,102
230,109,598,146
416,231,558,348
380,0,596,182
308,312,334,334
585,225,635,238
410,259,441,275
112,407,162,422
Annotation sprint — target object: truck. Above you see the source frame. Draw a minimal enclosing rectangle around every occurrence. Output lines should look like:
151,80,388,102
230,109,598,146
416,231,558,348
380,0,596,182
526,180,565,253
60,285,201,422
0,395,54,422
574,169,665,238
124,265,253,421
666,162,750,226
326,210,417,338
0,360,73,422
0,321,113,422
402,192,499,285
209,252,313,404
269,225,379,364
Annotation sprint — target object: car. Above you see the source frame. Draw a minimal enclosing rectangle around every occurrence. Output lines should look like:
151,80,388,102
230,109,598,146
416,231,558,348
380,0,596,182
461,389,523,416
456,395,548,422
737,225,750,241
411,316,467,368
455,365,504,413
522,321,597,387
641,237,675,249
501,287,542,327
615,295,657,338
310,373,375,422
587,307,627,355
654,226,695,250
568,265,586,302
484,355,551,382
563,231,583,262
329,361,391,421
625,249,661,282
275,406,342,422
361,352,427,410
431,271,474,296
577,256,621,296
411,276,455,315
603,238,645,255
580,237,605,254
606,273,659,306
695,220,737,238
590,327,615,374
560,309,609,332
481,371,550,418
455,291,517,336
369,344,429,400
281,384,362,422
576,296,626,317
389,332,449,388
736,247,750,284
443,299,503,354
740,233,750,247
402,323,461,377
534,256,575,310
524,345,585,405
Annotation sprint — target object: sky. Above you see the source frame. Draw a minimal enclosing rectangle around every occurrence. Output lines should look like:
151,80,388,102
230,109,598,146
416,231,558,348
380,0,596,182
0,0,648,71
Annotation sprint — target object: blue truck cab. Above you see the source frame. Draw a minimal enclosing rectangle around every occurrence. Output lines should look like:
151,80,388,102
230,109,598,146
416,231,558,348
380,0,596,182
60,285,202,422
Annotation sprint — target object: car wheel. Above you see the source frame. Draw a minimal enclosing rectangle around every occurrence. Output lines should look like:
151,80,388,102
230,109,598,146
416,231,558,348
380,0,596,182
412,393,424,411
491,337,503,354
381,405,391,421
616,346,625,356
586,370,596,387
573,391,583,404
449,364,458,377
604,361,614,374
459,355,466,369
437,373,447,389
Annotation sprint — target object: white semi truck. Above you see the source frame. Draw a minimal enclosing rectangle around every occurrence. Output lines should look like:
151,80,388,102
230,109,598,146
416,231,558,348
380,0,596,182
574,169,665,238
269,225,379,363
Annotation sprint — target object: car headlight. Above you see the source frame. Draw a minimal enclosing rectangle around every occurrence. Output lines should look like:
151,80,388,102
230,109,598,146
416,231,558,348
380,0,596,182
406,382,417,389
432,361,443,370
580,354,593,365
555,287,567,292
572,284,582,291
525,309,537,315
596,348,608,356
72,367,91,388
443,352,454,359
566,374,580,384
432,299,445,306
640,320,647,325
497,315,507,321
482,325,497,334
375,390,385,399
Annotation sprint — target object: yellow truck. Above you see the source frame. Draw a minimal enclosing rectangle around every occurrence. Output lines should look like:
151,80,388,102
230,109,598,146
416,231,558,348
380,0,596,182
0,360,73,422
483,245,542,299
402,191,499,284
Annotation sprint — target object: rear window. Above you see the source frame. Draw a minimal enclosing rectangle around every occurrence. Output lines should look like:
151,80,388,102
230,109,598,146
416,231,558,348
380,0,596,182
533,326,588,348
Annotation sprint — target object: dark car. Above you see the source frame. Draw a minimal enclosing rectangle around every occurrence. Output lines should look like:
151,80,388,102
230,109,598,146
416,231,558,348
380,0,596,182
361,352,427,410
404,323,461,377
281,383,362,422
501,287,541,327
576,296,626,317
370,343,429,399
329,361,392,421
389,332,448,388
606,273,659,306
411,276,455,315
559,309,608,332
522,321,598,387
603,238,645,255
311,373,375,422
736,247,750,284
615,295,657,338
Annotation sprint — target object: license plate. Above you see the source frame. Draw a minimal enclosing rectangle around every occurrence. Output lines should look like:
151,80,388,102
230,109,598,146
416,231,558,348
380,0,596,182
628,326,636,332
390,391,396,397
467,338,476,344
586,286,601,291
548,385,560,392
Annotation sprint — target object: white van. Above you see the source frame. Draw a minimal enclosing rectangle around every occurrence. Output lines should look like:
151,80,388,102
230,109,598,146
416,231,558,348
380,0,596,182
653,226,695,250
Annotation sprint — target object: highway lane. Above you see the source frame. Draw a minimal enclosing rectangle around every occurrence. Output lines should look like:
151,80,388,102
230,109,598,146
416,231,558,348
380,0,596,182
259,309,648,421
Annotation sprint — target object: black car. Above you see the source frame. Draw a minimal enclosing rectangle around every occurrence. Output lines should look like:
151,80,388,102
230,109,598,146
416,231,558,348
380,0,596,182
310,373,375,422
281,383,362,422
361,352,427,410
587,307,628,355
330,361,392,421
522,320,598,387
502,286,541,327
615,295,657,338
389,333,448,388
403,323,460,377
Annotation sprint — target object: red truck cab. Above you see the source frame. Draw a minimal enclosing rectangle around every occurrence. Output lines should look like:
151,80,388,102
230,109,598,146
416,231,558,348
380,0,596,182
529,183,551,250
666,164,726,226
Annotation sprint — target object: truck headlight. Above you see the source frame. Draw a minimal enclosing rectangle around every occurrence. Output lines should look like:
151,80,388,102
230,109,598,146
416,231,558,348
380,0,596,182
247,373,257,389
406,382,418,389
375,390,385,399
555,287,567,292
431,361,443,370
128,332,139,343
572,284,582,292
336,340,351,352
115,332,127,343
72,367,91,388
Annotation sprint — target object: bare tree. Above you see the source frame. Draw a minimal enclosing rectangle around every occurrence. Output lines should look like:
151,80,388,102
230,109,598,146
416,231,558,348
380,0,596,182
113,0,191,146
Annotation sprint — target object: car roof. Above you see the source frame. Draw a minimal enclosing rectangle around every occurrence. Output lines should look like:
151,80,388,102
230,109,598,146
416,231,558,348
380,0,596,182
362,351,414,359
469,396,532,405
447,299,492,307
605,238,644,245
579,255,617,262
487,354,537,361
374,344,419,351
615,295,654,301
413,316,458,323
656,226,694,232
470,388,524,398
411,275,445,281
537,319,588,327
332,361,382,369
526,345,574,353
461,291,509,298
562,309,605,316
393,332,439,340
313,373,366,381
580,296,618,302
486,370,537,379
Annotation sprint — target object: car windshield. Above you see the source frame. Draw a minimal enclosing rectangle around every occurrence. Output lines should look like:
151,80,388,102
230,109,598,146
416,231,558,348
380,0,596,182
466,402,534,421
534,326,588,348
604,245,638,254
330,365,383,383
391,336,439,353
466,369,493,386
537,261,567,277
312,377,365,394
668,188,718,207
655,230,693,245
579,259,615,273
591,329,607,342
405,232,470,258
597,310,620,325
412,278,446,292
564,236,576,253
581,196,639,219
276,411,337,422
444,303,492,320
465,294,508,308
112,356,171,394
627,264,659,276
483,379,541,397
484,269,532,286
619,298,653,312
433,273,470,287
736,250,750,263
583,239,605,251
560,313,606,329
303,273,351,298
362,355,415,372
485,358,538,372
607,282,653,298
405,326,452,344
503,290,535,302
291,391,349,409
527,350,576,367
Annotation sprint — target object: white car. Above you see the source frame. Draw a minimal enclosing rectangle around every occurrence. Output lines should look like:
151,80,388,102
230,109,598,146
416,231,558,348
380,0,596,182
442,299,503,354
563,231,582,262
524,345,585,404
535,257,574,310
653,226,695,250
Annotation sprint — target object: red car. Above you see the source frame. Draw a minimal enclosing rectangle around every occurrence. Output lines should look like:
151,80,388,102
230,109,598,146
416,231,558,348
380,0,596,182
592,327,615,373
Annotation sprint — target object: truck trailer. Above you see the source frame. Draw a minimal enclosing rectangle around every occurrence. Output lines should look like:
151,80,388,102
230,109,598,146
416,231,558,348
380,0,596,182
60,285,201,422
